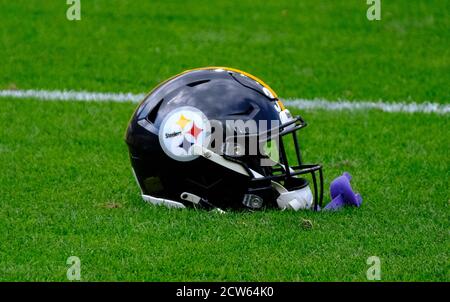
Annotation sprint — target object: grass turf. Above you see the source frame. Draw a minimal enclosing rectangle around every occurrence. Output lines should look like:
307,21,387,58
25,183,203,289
0,0,448,102
0,0,449,281
0,99,448,281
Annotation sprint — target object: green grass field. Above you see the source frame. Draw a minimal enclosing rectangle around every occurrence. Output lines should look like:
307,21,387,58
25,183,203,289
0,0,449,281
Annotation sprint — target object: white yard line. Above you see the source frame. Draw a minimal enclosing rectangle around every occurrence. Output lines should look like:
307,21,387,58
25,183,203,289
0,89,145,103
284,99,450,114
0,89,448,114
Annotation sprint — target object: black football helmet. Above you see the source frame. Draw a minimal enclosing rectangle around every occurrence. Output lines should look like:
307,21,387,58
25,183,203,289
126,67,323,211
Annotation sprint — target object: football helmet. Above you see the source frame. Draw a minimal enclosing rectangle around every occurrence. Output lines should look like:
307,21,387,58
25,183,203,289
125,67,323,211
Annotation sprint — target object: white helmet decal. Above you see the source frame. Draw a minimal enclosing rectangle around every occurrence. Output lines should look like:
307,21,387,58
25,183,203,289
158,106,211,161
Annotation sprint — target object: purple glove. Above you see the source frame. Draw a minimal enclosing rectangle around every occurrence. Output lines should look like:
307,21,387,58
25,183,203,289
324,172,362,211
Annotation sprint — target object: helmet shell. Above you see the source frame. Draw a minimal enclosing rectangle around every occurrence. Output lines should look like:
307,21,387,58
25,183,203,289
126,67,283,208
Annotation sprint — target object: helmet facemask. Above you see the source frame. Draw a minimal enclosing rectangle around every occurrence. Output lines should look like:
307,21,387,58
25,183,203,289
221,113,324,211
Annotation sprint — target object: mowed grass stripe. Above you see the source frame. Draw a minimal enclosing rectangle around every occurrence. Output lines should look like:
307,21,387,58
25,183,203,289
1,89,449,114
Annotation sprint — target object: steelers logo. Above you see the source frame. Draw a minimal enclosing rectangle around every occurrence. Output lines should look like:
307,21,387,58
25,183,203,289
159,106,211,161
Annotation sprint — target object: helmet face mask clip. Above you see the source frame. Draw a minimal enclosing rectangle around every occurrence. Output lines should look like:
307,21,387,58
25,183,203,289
126,67,323,211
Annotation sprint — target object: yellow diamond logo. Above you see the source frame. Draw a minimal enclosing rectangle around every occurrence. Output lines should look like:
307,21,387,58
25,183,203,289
176,114,191,129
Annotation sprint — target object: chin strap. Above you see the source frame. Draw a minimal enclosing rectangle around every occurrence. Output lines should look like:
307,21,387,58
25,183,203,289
191,145,264,178
142,192,225,213
180,192,226,214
